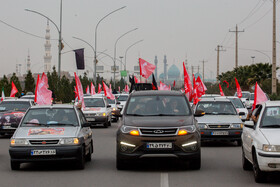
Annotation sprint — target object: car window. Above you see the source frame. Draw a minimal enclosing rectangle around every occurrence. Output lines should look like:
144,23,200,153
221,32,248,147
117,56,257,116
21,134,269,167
126,95,191,116
118,95,128,101
21,108,79,127
228,98,244,108
250,94,255,100
0,101,31,111
77,109,87,126
107,99,115,104
84,98,105,107
196,102,237,115
260,106,280,128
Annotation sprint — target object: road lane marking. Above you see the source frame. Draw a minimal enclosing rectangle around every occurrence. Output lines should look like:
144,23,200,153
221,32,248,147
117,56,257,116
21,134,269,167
161,173,169,187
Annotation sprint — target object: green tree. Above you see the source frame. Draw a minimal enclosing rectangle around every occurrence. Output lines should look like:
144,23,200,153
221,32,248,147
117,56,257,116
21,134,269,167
24,70,35,93
59,75,74,103
47,66,60,102
0,75,9,97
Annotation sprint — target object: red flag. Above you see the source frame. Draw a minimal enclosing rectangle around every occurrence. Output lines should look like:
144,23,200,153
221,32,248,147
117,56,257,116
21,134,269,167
102,81,115,100
159,81,170,90
74,72,85,109
195,76,206,98
134,76,139,83
10,81,18,97
86,85,90,94
124,85,130,93
183,62,192,101
223,80,229,88
35,75,52,105
173,80,176,87
74,86,78,98
139,58,156,79
109,84,112,93
41,72,49,88
219,84,225,96
235,78,242,98
252,82,268,110
192,74,200,105
98,84,102,94
90,82,96,95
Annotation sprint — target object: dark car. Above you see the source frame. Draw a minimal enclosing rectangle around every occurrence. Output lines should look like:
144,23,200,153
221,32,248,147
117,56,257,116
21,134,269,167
116,90,203,170
0,99,34,136
9,104,93,170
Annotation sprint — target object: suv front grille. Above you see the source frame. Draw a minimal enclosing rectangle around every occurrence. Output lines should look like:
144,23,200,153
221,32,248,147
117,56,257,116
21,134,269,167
85,113,96,117
208,125,230,129
140,128,178,136
29,140,59,145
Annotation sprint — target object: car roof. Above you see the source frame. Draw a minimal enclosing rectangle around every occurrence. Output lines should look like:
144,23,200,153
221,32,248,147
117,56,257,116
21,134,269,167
264,101,280,107
30,104,75,109
84,95,105,99
131,90,184,96
199,98,231,102
217,96,239,99
1,99,31,102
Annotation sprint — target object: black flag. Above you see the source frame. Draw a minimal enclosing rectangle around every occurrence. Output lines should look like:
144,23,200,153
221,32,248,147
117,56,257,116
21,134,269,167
152,73,158,90
129,75,135,93
74,48,85,70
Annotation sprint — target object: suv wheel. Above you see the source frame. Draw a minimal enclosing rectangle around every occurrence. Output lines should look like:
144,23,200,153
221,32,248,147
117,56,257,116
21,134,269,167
76,146,85,170
11,161,20,170
242,147,252,170
85,142,93,162
253,151,266,183
103,121,108,128
236,140,242,146
108,120,111,126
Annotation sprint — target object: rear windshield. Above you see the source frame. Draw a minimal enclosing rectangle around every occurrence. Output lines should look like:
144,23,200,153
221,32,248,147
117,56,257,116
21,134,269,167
228,98,244,108
84,98,105,107
0,101,30,112
196,102,237,115
21,108,79,127
118,95,128,101
126,95,191,116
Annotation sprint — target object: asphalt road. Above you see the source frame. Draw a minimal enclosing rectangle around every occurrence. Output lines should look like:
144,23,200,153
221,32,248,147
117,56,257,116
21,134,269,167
0,121,279,187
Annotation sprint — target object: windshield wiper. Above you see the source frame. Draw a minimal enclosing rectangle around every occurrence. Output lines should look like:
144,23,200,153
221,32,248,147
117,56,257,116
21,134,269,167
55,123,77,127
217,113,236,115
262,124,280,128
23,122,49,127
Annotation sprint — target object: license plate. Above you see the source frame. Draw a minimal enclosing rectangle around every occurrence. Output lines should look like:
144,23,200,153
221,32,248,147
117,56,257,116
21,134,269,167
211,131,229,135
146,143,172,149
2,126,14,129
87,118,95,121
31,149,56,156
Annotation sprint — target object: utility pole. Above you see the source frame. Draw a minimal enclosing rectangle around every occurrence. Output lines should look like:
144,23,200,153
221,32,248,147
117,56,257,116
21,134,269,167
215,45,226,79
272,0,277,94
200,60,207,82
229,24,244,68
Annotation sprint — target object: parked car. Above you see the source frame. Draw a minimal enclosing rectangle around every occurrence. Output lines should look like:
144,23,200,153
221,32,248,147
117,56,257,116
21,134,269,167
242,101,280,183
82,96,112,128
0,99,34,136
107,98,120,122
9,104,93,170
218,96,248,121
194,98,244,146
116,90,204,170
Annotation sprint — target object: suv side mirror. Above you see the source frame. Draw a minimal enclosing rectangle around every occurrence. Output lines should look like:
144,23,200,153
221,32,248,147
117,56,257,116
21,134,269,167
82,122,91,128
244,121,254,128
11,123,19,128
194,109,205,117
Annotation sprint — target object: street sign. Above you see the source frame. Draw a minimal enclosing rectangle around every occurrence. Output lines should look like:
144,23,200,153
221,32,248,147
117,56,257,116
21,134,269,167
120,70,127,77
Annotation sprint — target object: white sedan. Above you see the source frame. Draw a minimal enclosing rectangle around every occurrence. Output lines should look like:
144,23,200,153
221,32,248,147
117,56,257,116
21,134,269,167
242,101,280,183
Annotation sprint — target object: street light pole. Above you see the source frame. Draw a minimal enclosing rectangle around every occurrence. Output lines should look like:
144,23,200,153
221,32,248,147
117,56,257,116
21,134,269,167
25,0,63,78
124,39,144,82
113,28,138,88
94,6,126,86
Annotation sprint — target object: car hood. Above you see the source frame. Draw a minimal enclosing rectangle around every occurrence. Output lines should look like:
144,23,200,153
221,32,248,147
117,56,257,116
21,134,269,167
123,116,194,127
259,129,280,145
0,110,25,125
236,108,248,114
196,115,242,124
14,126,80,139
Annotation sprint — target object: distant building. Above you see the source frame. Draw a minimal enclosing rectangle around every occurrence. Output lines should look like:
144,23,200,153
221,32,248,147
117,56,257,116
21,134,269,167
44,21,52,73
167,64,180,81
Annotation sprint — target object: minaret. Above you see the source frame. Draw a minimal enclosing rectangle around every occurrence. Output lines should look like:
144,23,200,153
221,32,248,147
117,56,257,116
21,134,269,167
154,56,158,79
27,49,31,72
163,55,168,81
44,21,52,72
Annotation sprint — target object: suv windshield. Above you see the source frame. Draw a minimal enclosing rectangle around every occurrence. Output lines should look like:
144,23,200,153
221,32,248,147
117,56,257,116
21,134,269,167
250,94,255,100
118,95,128,101
21,108,79,127
228,98,244,108
196,102,237,115
260,106,280,128
126,95,191,116
84,98,105,107
0,101,30,111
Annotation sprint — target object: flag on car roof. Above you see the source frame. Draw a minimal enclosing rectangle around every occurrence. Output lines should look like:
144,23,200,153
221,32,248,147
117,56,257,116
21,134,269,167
252,82,268,110
86,85,90,94
219,84,225,96
102,81,115,100
10,81,18,97
98,84,102,94
74,72,85,108
183,62,192,101
159,81,170,90
35,74,52,105
195,76,206,98
139,58,156,79
152,73,158,90
91,82,96,95
235,78,242,98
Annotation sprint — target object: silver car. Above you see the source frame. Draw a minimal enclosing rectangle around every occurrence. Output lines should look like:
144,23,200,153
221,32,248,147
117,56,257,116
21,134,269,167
194,98,244,146
9,104,93,170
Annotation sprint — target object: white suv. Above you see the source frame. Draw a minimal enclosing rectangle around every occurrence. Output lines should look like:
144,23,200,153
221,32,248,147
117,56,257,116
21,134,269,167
82,96,112,128
242,101,280,183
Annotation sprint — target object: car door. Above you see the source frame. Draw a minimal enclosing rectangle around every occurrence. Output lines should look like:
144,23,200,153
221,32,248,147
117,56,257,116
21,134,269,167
77,109,92,146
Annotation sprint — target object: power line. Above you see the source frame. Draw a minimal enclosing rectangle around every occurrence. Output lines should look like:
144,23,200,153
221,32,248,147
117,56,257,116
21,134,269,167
238,0,266,25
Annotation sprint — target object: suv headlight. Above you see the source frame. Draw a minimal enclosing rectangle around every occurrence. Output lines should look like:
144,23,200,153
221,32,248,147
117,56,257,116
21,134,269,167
177,126,196,136
263,144,280,152
96,112,106,116
10,139,29,146
198,123,207,129
230,123,243,129
60,138,79,145
121,126,140,136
